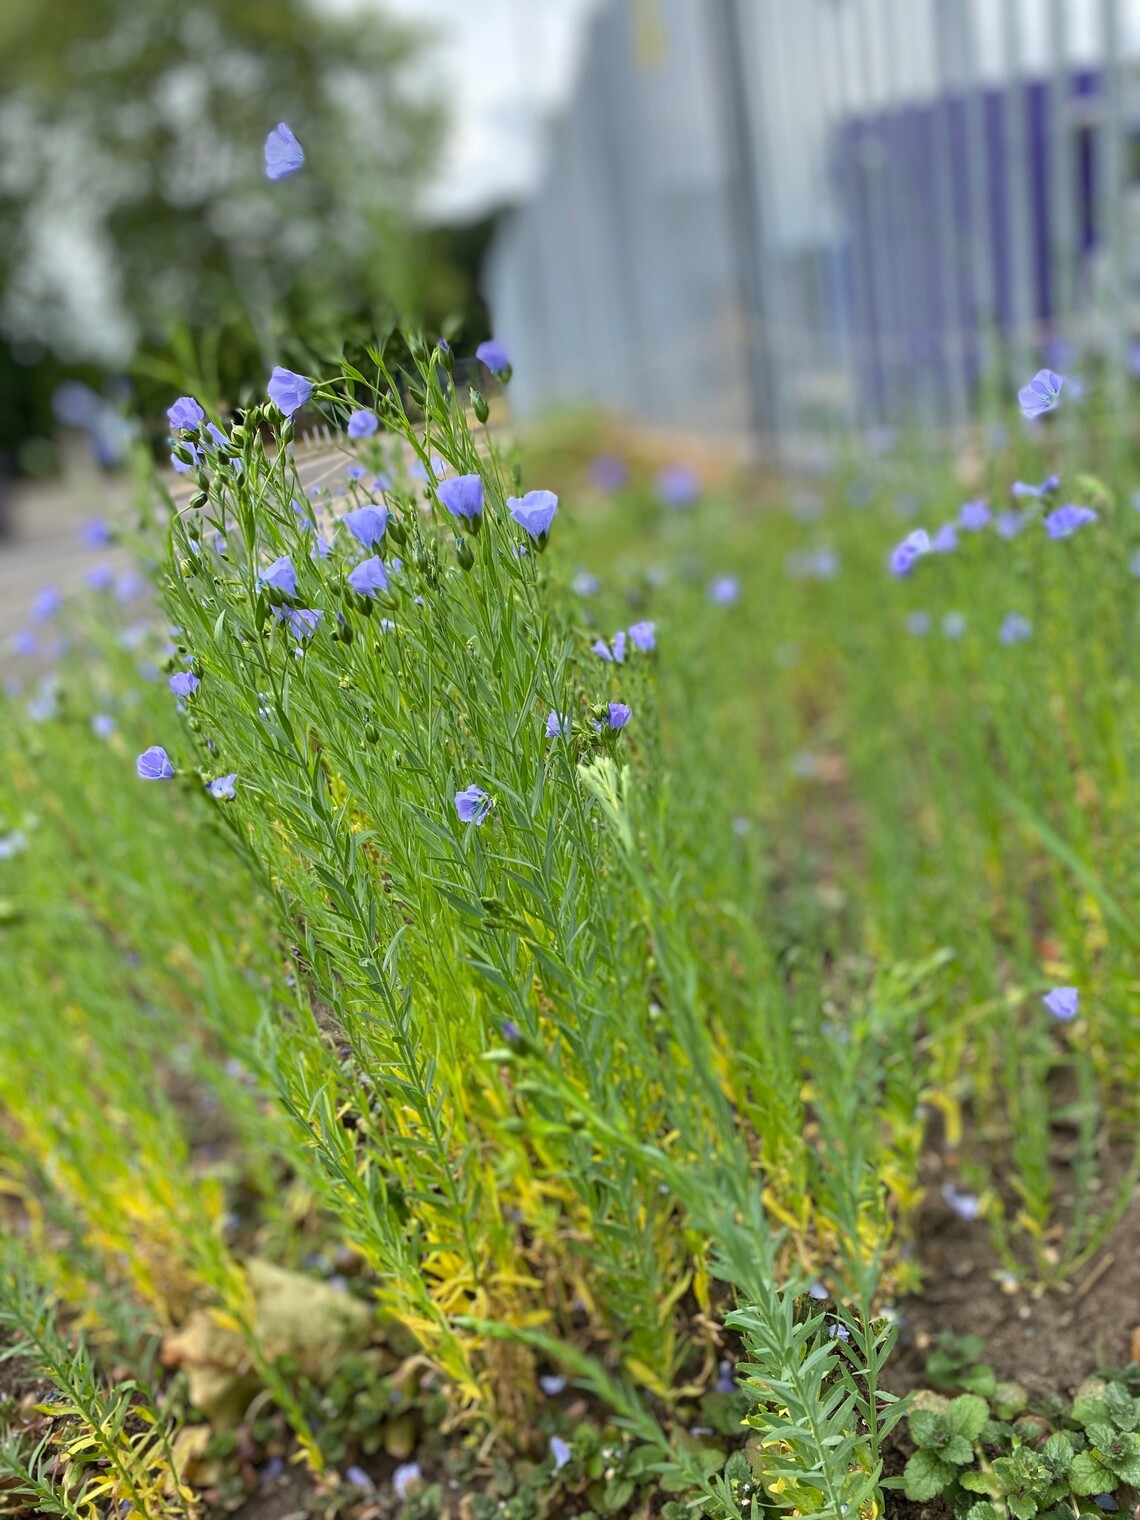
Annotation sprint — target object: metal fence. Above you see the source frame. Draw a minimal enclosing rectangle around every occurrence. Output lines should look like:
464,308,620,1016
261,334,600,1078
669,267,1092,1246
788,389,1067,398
484,0,1139,462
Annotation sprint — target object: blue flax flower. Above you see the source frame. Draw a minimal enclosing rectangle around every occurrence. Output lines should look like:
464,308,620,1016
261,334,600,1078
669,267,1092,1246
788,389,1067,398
995,510,1026,541
1000,612,1032,645
931,523,958,554
1044,503,1096,539
1043,986,1078,1021
549,1437,571,1472
1011,474,1060,499
655,464,699,508
167,395,204,431
1018,368,1063,419
508,489,558,540
137,745,175,780
207,774,237,799
267,366,312,417
31,586,61,621
168,671,199,698
343,504,388,547
476,338,511,378
265,122,304,180
259,556,297,597
906,611,931,636
437,474,484,522
572,571,600,596
889,529,930,577
628,620,655,651
593,630,627,663
590,455,628,491
276,607,322,639
347,409,378,438
347,557,390,597
455,785,492,825
86,564,114,592
81,517,111,549
91,713,115,738
959,499,989,532
607,702,632,730
546,710,570,738
709,574,740,604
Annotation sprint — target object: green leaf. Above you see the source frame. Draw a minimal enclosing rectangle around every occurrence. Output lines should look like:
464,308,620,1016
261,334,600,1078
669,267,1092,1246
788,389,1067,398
942,1434,974,1466
965,1505,1002,1520
947,1395,990,1442
903,1450,956,1503
993,1382,1029,1420
910,1408,949,1449
1068,1450,1115,1496
1104,1381,1138,1431
1007,1496,1038,1520
1071,1395,1111,1427
600,1478,634,1512
1041,1432,1074,1477
962,1365,998,1398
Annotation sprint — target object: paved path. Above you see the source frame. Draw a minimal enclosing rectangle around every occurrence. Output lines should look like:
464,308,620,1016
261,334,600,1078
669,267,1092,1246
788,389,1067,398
0,444,352,647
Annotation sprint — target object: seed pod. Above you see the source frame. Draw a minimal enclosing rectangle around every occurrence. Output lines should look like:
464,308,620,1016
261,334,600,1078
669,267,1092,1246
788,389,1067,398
455,536,475,571
386,515,407,547
364,723,379,744
190,490,209,512
470,386,489,423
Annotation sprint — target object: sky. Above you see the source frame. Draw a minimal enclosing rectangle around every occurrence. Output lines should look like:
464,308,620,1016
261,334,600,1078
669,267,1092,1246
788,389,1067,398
338,0,603,222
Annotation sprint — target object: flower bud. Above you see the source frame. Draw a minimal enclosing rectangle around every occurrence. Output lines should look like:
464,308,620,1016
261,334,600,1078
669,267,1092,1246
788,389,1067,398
470,386,489,424
386,515,407,547
172,442,196,467
280,418,295,445
364,723,379,744
455,536,475,571
190,490,209,512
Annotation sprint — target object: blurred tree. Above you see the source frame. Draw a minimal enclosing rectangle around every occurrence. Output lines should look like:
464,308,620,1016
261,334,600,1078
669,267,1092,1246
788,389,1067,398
0,0,444,407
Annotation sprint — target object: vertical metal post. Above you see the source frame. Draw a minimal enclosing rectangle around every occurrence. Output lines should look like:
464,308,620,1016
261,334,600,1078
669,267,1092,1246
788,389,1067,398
1047,0,1073,346
853,0,898,425
707,0,780,455
827,0,881,430
931,0,970,424
1099,0,1128,427
1001,0,1034,387
960,0,1000,412
808,0,860,435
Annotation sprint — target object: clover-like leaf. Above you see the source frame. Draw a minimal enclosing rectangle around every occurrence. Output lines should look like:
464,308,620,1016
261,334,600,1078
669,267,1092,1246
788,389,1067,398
903,1449,957,1502
1104,1381,1138,1432
1040,1432,1074,1478
910,1408,951,1450
943,1434,975,1466
1068,1450,1116,1496
947,1394,990,1443
965,1504,1002,1520
1007,1495,1038,1520
1095,1429,1140,1485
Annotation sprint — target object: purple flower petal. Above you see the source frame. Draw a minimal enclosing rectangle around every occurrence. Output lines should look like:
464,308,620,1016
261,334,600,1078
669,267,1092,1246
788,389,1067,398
267,366,312,418
265,122,305,180
137,745,175,780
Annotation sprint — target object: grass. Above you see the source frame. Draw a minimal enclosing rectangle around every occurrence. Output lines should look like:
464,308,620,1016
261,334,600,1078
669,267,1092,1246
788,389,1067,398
0,344,1137,1519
